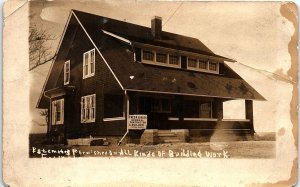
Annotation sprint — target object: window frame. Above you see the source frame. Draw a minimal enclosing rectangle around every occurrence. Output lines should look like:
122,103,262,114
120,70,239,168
64,60,70,85
141,49,181,68
81,94,96,123
199,102,213,118
51,99,64,125
83,49,96,79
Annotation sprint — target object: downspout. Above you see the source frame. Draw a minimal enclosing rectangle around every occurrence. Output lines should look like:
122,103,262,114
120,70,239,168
118,90,129,145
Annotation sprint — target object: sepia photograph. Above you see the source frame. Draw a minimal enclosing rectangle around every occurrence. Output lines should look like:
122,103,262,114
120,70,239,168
4,0,298,186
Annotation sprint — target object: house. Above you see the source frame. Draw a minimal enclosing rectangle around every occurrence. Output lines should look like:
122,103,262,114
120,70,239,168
36,10,265,145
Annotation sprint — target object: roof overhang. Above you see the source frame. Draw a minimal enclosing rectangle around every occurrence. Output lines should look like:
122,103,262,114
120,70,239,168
44,86,76,99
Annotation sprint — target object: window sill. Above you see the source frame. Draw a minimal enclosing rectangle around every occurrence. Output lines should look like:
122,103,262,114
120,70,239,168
81,120,95,123
52,122,63,125
222,119,250,122
103,117,125,122
168,117,218,121
141,60,181,69
83,74,95,79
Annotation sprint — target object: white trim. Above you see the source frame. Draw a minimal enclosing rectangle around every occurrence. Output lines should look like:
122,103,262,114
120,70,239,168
37,11,73,108
81,94,96,123
125,89,262,101
141,49,181,69
168,117,179,121
222,119,250,122
72,11,124,90
51,99,64,125
103,117,126,122
82,49,95,79
184,118,218,121
102,29,131,44
64,60,70,85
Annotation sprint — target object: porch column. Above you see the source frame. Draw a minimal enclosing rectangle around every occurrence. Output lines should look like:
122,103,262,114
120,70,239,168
214,99,223,121
245,100,254,132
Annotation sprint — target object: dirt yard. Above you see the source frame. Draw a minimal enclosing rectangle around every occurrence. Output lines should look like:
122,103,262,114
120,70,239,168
30,136,275,159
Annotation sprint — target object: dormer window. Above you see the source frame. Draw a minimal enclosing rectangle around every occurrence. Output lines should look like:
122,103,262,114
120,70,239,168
83,49,95,79
143,50,154,61
169,55,179,65
141,49,181,68
140,48,219,74
199,60,207,70
209,62,217,71
156,53,167,63
188,58,197,68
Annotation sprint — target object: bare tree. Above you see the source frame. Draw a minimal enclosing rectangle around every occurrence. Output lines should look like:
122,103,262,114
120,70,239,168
29,25,57,70
39,109,50,133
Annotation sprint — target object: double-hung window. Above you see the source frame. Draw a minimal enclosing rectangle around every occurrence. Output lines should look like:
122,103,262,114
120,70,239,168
81,94,96,123
64,60,70,85
83,49,95,79
52,99,64,125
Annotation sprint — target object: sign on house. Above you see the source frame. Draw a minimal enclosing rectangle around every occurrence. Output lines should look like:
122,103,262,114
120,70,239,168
128,115,147,129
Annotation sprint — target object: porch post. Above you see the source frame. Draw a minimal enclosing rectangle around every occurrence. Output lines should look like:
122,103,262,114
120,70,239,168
215,99,223,122
245,100,254,132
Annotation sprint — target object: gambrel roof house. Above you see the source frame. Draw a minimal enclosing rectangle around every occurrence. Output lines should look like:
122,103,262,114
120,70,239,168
37,10,265,145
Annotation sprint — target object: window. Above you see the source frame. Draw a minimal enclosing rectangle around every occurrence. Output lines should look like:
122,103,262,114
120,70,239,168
151,99,171,113
64,60,70,85
52,99,64,125
183,101,212,118
188,58,197,68
199,103,212,118
199,60,207,70
83,49,95,79
81,94,96,123
169,55,179,65
156,53,167,63
142,50,154,61
209,62,218,71
104,94,124,119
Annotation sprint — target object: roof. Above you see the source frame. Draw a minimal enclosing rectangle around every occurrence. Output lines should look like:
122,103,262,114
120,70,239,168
93,30,265,100
72,10,235,62
37,10,265,108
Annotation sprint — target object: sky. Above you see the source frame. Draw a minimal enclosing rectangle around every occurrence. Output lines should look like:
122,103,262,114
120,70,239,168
29,1,295,133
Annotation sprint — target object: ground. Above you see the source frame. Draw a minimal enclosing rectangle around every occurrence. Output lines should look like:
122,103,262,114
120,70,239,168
29,134,275,159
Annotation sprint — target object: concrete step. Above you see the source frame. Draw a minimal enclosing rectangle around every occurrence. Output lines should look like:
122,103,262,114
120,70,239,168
157,133,176,137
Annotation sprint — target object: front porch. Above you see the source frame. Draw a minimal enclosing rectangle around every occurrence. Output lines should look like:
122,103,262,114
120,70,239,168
124,91,255,144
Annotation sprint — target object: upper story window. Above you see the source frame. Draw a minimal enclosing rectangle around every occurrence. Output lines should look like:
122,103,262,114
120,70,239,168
169,55,179,65
83,49,95,79
209,61,217,71
52,99,64,125
143,50,154,61
187,58,219,74
156,53,167,63
199,60,207,70
141,49,181,68
81,94,96,123
188,58,197,68
140,48,219,74
64,60,70,85
199,102,212,118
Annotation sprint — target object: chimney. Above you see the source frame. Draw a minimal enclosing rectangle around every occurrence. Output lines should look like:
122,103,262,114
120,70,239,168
151,16,162,40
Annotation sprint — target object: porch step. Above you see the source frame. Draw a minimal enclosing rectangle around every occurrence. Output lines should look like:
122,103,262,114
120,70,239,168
157,130,189,144
157,133,176,137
